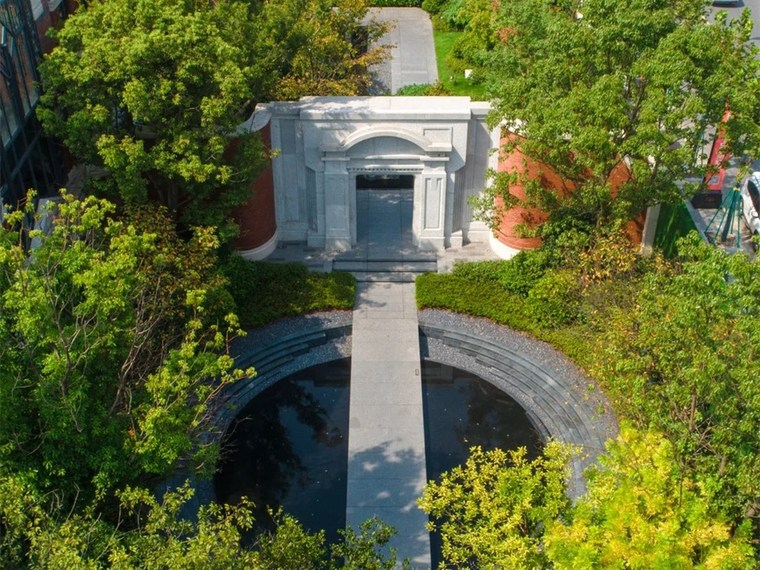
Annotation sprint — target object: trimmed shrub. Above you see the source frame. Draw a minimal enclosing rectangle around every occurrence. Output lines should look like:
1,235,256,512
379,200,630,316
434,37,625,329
451,260,505,284
221,257,355,328
450,250,551,296
525,270,582,327
496,250,551,296
395,82,452,96
416,273,534,331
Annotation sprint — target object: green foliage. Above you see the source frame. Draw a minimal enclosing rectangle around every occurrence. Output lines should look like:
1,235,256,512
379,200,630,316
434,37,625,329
220,257,356,328
419,443,575,568
462,0,760,231
416,272,534,331
253,510,327,569
418,229,759,549
371,0,422,6
545,427,756,568
395,82,451,96
420,429,755,569
525,269,582,327
596,233,760,528
38,0,385,237
331,517,406,570
433,29,487,99
38,0,265,236
261,0,389,100
0,475,402,568
0,193,244,504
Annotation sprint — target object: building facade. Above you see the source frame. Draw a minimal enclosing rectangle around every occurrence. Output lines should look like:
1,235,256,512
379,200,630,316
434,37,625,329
0,0,68,221
236,96,501,258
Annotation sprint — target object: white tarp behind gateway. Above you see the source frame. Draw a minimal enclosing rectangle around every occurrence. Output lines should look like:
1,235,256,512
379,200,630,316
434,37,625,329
250,96,499,253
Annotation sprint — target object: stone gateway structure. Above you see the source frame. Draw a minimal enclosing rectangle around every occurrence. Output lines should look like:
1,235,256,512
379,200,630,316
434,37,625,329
234,96,503,258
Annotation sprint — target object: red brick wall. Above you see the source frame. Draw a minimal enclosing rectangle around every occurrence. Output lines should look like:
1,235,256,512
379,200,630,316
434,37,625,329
494,135,642,249
232,123,277,251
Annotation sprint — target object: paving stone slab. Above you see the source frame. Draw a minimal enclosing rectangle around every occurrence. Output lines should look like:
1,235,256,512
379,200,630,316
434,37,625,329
347,281,430,565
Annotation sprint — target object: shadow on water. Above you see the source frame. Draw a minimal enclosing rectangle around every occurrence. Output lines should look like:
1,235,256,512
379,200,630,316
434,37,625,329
214,359,351,545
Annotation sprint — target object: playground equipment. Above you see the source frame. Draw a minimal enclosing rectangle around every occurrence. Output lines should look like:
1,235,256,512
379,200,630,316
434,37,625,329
705,183,743,249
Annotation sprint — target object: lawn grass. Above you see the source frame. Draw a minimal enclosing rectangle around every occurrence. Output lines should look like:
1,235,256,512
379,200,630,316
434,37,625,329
433,30,488,100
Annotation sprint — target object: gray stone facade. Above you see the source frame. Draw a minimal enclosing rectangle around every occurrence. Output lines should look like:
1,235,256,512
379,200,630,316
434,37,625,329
255,96,499,253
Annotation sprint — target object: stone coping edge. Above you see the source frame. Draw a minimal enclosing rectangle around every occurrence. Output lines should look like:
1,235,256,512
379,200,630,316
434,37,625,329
418,309,619,498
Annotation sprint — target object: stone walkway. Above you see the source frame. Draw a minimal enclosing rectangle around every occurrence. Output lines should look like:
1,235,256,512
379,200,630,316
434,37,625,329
346,281,431,567
367,8,439,94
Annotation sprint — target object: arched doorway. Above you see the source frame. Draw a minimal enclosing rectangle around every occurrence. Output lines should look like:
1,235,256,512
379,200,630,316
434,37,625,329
354,174,415,258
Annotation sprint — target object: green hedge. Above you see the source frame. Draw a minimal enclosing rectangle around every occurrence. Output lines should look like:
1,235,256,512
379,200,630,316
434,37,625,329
416,273,534,331
221,257,355,328
370,1,422,6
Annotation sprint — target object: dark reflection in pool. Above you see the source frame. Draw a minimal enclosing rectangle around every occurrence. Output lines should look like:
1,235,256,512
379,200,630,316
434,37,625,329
422,360,542,567
214,359,351,545
214,358,541,558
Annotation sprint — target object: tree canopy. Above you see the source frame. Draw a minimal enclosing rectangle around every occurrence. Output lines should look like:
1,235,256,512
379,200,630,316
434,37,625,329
458,0,760,234
38,0,386,237
597,234,760,531
0,194,400,568
0,193,249,506
420,428,756,569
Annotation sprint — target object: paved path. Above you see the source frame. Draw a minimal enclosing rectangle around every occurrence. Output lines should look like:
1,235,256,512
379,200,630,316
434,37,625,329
346,281,431,567
367,8,439,94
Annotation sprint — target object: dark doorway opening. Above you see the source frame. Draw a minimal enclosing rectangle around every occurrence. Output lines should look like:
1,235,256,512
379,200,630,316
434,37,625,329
356,173,414,190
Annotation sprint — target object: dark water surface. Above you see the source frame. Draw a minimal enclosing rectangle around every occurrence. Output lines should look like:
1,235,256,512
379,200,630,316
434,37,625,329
421,360,542,568
214,357,541,558
214,359,351,545
421,360,542,480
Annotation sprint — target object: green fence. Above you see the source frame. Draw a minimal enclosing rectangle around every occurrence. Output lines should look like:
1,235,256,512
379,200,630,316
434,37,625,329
653,202,698,257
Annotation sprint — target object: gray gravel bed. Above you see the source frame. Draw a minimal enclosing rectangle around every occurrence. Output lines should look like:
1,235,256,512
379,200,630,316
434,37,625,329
419,309,619,497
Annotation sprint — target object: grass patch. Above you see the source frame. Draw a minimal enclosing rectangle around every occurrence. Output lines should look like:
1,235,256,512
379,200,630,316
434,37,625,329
433,30,487,100
653,202,697,257
221,257,355,328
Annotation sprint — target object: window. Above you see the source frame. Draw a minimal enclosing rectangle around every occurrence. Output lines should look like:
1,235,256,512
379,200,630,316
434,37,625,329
28,0,44,20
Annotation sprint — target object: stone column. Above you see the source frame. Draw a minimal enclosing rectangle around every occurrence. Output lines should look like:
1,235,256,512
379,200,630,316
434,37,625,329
414,161,448,251
323,156,352,251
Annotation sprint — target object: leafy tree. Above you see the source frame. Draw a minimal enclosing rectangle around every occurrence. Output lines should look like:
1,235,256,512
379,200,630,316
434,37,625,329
0,194,401,568
419,442,574,568
38,0,266,237
0,192,246,504
256,0,389,100
419,429,755,569
38,0,385,237
0,475,401,568
545,427,755,569
465,0,760,233
596,234,760,534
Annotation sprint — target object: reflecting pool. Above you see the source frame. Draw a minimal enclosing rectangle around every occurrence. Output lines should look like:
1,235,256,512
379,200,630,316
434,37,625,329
214,359,351,545
421,360,542,567
214,357,542,558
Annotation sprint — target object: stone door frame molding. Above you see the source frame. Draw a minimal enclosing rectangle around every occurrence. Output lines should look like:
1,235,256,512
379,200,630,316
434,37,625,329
322,124,452,251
